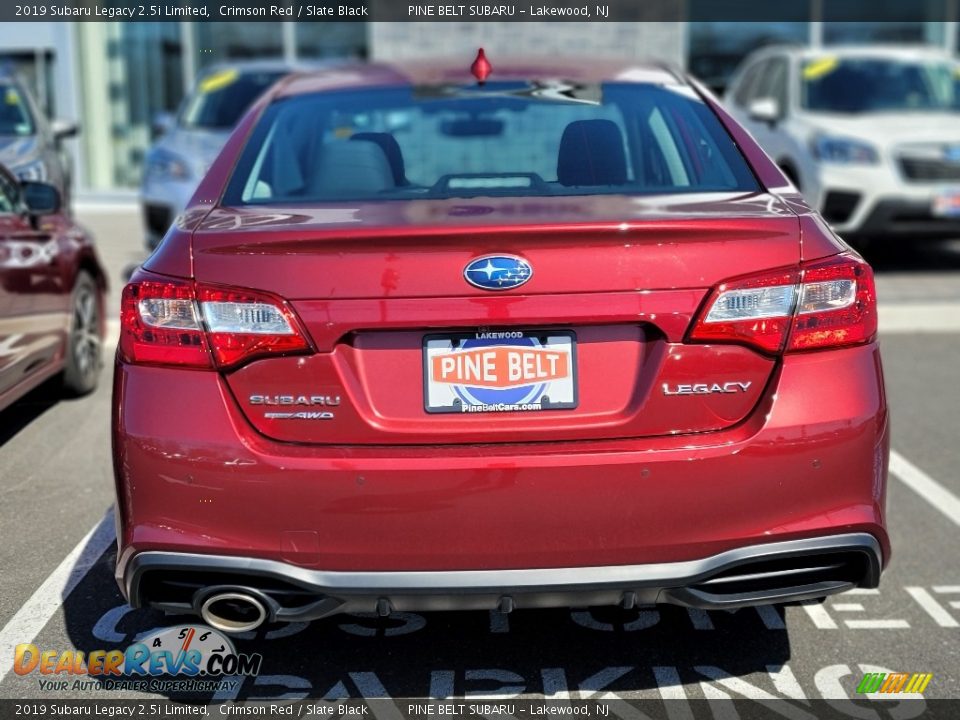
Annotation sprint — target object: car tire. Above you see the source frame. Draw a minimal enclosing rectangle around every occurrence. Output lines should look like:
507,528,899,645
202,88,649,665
63,271,102,396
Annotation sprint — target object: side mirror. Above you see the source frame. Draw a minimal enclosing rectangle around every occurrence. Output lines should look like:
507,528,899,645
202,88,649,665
21,181,61,215
151,112,176,139
50,118,79,140
747,97,781,125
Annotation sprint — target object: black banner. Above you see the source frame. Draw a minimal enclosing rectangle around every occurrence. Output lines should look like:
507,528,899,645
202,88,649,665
3,698,960,719
2,0,945,22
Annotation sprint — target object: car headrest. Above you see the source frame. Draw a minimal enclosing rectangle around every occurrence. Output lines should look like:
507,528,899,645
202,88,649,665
310,140,395,196
557,119,627,187
351,132,408,186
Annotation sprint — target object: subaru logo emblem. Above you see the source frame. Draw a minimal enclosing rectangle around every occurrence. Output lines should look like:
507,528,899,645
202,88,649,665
945,145,960,163
464,255,533,291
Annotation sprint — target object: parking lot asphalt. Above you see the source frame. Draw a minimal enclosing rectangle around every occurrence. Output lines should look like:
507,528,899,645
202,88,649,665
1,205,958,707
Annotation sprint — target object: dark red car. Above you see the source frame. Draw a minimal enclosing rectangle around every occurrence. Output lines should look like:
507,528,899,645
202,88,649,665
113,57,889,634
0,165,105,411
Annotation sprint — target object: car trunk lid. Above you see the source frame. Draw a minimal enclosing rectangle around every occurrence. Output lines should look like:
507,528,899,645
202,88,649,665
190,193,799,445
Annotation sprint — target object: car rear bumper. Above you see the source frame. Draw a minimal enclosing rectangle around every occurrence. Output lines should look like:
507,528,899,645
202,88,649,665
113,341,890,612
119,532,882,620
848,198,960,240
816,165,960,238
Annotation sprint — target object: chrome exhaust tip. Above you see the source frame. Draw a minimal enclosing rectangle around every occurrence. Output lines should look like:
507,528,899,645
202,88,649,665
199,591,268,633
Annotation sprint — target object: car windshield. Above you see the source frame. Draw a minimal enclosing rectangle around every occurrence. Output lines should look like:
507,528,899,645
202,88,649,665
223,82,759,205
0,82,35,135
180,69,286,130
801,56,960,114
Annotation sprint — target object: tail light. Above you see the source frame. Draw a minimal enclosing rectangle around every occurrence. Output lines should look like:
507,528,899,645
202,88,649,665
689,253,877,354
789,256,877,350
120,273,311,370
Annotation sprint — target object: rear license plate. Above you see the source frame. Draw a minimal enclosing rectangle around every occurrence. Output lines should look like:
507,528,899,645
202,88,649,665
423,330,578,414
932,188,960,217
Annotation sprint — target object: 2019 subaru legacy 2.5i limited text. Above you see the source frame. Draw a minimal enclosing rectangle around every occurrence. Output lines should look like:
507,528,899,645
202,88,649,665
113,55,888,634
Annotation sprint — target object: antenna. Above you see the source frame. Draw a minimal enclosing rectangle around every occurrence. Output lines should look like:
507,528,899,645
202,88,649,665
471,48,492,85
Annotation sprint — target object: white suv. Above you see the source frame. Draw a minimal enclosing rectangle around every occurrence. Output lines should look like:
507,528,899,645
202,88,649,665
724,45,960,242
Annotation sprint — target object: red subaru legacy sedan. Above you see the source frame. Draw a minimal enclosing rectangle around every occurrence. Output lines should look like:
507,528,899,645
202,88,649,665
113,56,889,634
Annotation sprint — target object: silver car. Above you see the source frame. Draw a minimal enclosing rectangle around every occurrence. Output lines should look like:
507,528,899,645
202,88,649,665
141,61,294,250
0,74,78,204
724,45,960,243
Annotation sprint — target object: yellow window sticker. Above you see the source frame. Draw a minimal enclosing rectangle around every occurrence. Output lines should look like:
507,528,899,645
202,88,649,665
5,88,21,106
199,69,239,94
803,57,839,81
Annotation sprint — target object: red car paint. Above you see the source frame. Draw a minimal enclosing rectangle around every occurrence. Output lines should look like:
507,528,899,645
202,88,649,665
0,166,106,410
112,59,888,625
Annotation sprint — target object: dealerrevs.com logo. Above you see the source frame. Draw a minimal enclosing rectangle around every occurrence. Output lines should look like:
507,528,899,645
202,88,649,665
14,625,262,692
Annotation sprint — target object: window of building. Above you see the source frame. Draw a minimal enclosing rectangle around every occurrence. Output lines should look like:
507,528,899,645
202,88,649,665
193,23,284,70
76,22,369,191
0,50,55,117
77,23,185,189
296,23,367,60
821,0,946,46
688,23,809,92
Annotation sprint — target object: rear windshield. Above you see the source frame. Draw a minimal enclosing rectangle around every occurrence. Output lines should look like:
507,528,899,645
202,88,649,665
223,82,759,204
181,69,287,130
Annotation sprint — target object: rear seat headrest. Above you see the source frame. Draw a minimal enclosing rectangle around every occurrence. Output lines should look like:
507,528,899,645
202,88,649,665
311,140,395,195
557,119,627,187
351,132,408,186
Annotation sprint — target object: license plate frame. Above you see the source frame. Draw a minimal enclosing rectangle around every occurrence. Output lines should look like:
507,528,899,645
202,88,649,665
932,188,960,218
423,330,578,414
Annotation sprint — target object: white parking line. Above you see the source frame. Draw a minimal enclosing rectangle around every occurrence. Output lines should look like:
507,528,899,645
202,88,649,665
879,302,960,334
800,601,837,629
75,199,137,214
0,509,115,685
844,619,911,629
905,587,960,628
105,319,120,349
889,450,960,527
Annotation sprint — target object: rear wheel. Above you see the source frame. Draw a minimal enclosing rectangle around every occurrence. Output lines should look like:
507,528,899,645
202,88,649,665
63,271,102,396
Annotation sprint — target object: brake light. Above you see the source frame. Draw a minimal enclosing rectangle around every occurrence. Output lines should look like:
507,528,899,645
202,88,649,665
119,275,311,370
689,253,876,354
788,255,877,351
120,279,210,367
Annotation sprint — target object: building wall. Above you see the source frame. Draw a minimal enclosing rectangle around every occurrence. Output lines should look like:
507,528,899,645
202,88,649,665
370,22,685,67
70,21,367,193
0,23,78,130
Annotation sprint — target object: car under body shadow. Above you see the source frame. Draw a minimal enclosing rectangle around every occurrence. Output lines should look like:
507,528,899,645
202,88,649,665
51,532,793,703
